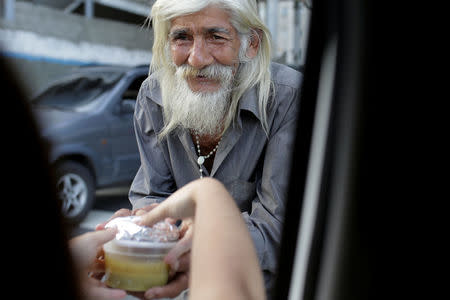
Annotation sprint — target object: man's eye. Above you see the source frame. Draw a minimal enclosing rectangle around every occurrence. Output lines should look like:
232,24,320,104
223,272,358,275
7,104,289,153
173,34,188,41
213,35,224,40
170,32,190,42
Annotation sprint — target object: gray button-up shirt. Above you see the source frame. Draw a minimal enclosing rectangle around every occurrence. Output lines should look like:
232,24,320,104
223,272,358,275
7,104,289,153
129,62,302,291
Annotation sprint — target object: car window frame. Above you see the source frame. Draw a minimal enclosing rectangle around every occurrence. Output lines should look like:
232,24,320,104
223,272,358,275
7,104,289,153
274,0,373,299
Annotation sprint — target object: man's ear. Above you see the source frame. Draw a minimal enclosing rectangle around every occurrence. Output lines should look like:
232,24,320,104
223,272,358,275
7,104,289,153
245,29,262,59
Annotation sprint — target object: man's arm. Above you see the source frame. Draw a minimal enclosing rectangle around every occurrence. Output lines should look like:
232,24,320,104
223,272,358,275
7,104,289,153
244,82,301,293
129,79,176,209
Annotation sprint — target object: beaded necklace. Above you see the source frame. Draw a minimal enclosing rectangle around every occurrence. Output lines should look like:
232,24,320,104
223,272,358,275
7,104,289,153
195,133,222,178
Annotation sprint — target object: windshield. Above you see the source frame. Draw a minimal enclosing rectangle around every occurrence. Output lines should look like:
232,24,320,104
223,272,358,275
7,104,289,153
32,71,124,110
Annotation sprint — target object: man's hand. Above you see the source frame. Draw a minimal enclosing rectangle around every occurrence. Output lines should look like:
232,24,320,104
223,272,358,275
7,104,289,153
143,218,193,299
95,208,133,230
95,203,159,230
95,203,191,299
127,218,193,300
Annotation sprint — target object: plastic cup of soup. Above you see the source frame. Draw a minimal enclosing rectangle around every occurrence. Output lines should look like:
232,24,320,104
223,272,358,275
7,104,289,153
103,239,176,291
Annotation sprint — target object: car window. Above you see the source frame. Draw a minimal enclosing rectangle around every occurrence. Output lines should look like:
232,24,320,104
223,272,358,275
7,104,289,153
121,75,147,101
32,71,124,111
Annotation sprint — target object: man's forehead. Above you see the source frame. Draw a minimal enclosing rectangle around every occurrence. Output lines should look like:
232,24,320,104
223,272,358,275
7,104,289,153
169,5,235,33
169,26,232,36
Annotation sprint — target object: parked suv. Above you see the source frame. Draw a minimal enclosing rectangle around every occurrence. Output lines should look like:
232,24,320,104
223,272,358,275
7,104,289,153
32,64,149,224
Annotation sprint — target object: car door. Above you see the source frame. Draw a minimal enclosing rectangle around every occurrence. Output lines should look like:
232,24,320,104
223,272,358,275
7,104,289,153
274,0,377,299
108,72,147,182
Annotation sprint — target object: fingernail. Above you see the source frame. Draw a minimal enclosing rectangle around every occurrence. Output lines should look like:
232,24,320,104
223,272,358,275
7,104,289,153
106,227,118,234
169,268,176,277
132,216,143,224
135,209,146,216
169,260,179,277
145,290,155,299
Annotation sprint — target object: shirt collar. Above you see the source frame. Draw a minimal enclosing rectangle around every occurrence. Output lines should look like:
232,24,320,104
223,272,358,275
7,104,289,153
237,85,262,122
146,73,163,106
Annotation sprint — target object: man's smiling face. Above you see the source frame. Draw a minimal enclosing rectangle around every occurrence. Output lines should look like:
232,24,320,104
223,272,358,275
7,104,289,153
168,5,242,93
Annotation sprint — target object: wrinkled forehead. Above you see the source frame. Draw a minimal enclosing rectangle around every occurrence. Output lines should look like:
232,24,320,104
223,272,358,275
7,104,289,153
161,1,229,18
169,5,235,34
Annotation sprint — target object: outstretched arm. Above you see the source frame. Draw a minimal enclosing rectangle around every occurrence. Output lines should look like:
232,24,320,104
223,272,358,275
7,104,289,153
138,177,266,300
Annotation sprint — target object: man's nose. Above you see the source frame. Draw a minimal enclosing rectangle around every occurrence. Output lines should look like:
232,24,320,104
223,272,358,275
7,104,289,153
188,38,214,69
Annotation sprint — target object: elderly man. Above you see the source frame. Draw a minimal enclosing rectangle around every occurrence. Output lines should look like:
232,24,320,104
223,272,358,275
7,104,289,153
111,0,302,299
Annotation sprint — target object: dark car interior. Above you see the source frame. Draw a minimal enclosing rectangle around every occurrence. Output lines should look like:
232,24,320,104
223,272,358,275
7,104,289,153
122,75,147,100
274,0,380,299
120,75,147,113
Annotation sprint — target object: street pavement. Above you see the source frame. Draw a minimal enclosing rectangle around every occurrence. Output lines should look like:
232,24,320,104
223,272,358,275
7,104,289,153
72,186,131,236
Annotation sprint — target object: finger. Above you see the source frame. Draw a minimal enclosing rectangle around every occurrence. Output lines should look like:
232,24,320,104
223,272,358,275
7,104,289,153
96,209,132,230
178,218,194,236
84,278,127,300
144,273,189,299
165,217,178,225
138,199,195,229
137,186,198,228
137,202,174,228
168,251,190,278
90,228,117,247
96,246,105,259
72,228,116,247
88,271,105,280
126,291,146,300
134,209,147,216
176,251,191,273
90,257,105,273
164,228,193,273
89,286,127,300
132,203,159,216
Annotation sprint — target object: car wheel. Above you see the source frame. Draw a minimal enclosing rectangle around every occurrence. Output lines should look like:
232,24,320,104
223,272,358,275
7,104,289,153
55,161,95,224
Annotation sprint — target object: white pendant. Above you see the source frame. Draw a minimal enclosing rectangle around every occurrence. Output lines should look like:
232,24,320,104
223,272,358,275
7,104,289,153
197,156,205,165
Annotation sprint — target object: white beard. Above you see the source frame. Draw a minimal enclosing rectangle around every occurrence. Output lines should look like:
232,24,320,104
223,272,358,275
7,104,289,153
162,64,234,136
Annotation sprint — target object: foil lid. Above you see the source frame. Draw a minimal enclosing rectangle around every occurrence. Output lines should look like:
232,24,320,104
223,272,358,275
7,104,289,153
105,216,179,243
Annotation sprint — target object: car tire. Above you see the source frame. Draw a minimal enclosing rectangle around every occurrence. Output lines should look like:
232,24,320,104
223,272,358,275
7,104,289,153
54,161,95,224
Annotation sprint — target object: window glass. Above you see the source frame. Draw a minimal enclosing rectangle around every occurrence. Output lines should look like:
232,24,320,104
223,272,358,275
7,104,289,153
32,71,124,111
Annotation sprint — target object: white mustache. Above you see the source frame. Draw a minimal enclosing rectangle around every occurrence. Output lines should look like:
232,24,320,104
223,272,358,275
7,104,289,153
175,64,234,83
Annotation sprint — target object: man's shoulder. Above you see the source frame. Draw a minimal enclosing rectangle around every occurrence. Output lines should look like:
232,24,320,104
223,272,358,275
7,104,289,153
270,62,303,89
139,72,162,106
266,63,303,120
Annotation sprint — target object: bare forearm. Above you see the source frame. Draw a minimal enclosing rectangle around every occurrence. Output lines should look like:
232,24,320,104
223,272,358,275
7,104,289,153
137,178,266,300
189,178,266,300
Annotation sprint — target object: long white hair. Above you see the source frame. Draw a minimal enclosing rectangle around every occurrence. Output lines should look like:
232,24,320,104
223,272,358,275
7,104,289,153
149,0,273,137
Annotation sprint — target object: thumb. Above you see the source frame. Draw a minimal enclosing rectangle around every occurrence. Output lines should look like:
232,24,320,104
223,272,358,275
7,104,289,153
69,228,117,272
164,225,193,273
90,227,117,247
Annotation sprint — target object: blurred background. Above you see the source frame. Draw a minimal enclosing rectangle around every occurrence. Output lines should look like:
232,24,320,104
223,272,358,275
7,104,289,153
1,0,153,98
0,0,311,229
1,0,311,98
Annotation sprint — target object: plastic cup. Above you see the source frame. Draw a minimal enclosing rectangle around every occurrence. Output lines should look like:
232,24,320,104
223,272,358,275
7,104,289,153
103,239,176,291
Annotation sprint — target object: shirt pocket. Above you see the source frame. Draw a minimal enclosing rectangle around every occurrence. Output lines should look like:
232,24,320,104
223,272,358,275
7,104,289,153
224,179,256,212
